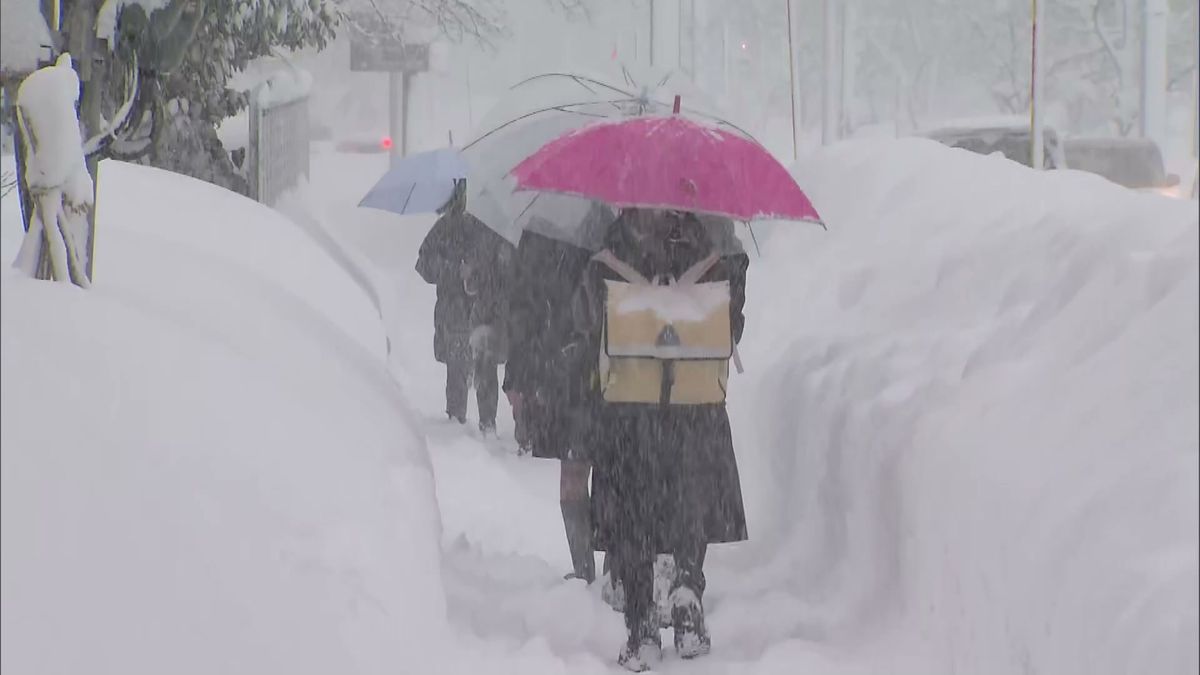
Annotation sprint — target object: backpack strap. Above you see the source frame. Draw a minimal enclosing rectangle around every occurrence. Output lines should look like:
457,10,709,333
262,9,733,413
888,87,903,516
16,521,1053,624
675,253,720,285
592,249,649,285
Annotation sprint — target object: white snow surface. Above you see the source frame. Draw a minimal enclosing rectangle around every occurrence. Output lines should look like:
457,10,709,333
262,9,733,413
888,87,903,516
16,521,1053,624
0,0,51,74
317,137,1197,674
3,135,1197,675
256,67,314,108
0,161,443,674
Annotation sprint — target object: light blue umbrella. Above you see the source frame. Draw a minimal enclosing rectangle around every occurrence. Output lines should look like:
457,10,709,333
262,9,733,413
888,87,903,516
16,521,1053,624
358,148,468,215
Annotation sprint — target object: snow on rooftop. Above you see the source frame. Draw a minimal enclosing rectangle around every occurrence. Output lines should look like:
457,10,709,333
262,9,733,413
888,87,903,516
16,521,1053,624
0,0,52,75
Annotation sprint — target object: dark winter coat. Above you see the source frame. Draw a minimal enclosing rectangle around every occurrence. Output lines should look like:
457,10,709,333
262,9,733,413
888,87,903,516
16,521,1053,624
569,212,750,553
416,211,514,364
503,230,592,396
502,230,593,459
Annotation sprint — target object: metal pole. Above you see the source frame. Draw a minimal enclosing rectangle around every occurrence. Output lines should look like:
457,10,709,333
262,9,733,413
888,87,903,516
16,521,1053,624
465,58,473,131
649,0,655,68
1139,0,1168,144
821,0,839,145
1030,0,1045,169
841,1,856,138
786,0,801,160
722,22,729,96
1192,1,1198,159
401,71,411,156
388,70,401,164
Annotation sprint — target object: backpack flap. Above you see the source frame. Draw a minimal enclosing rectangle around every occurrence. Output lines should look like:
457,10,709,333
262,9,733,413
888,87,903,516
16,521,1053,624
603,280,733,359
600,278,733,405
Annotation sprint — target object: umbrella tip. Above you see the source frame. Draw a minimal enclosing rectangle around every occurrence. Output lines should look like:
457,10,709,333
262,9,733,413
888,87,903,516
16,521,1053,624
673,95,681,114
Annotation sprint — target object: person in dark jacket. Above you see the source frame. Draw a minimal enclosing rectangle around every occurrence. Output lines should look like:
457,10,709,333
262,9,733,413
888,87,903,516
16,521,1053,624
416,181,513,432
569,208,749,671
503,225,596,581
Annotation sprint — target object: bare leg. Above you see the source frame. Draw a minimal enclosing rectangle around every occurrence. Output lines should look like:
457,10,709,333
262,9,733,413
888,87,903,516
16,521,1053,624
560,459,594,582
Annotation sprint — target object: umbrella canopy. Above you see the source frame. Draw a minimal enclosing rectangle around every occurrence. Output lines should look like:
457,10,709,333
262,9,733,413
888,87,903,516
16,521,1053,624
462,64,752,245
510,114,822,224
358,148,467,216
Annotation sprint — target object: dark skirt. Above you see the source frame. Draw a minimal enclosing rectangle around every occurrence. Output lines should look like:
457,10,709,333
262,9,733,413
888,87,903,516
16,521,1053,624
523,396,578,460
587,403,748,554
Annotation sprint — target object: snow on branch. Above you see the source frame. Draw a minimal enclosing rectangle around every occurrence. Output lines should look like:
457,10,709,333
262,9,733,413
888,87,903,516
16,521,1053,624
13,54,94,288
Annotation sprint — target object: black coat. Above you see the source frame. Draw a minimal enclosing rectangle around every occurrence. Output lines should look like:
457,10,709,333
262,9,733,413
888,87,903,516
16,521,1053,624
570,215,750,553
503,230,592,396
416,211,513,364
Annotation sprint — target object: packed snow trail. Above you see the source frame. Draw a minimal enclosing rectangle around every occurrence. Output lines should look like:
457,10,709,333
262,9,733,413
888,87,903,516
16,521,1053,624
305,137,1197,675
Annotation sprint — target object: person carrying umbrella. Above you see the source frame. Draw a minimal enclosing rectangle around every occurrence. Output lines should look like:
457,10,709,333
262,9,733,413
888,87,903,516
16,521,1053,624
503,98,821,670
416,180,514,433
567,208,749,670
501,222,597,581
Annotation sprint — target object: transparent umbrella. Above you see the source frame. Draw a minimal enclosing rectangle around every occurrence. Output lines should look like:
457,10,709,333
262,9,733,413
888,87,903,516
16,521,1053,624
461,63,754,249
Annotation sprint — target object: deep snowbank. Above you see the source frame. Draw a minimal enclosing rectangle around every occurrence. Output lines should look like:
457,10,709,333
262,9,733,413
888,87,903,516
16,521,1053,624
1,161,446,674
716,139,1198,673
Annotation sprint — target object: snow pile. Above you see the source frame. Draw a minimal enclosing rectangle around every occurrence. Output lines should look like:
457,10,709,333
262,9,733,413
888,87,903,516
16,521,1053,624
0,161,447,674
0,0,51,74
717,138,1198,673
257,67,314,108
14,54,87,193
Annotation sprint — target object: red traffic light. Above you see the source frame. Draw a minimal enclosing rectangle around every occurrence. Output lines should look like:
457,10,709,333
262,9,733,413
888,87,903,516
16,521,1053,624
381,136,394,150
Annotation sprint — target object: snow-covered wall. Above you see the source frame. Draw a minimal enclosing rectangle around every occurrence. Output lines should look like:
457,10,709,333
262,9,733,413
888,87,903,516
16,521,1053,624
716,139,1199,673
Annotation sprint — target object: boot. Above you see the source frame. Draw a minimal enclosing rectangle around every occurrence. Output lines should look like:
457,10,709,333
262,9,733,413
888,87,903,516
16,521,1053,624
560,499,595,583
617,613,662,672
652,554,676,628
600,554,625,612
670,585,711,659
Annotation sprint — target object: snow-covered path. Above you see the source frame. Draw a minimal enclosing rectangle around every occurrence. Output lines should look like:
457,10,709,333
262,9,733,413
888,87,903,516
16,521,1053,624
299,139,1197,675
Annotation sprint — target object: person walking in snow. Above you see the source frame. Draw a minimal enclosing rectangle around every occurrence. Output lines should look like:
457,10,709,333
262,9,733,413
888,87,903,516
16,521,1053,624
502,222,597,581
569,208,749,671
416,180,513,433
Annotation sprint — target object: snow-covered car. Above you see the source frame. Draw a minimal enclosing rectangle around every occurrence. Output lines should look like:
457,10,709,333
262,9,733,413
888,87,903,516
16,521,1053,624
920,117,1067,169
1063,137,1183,197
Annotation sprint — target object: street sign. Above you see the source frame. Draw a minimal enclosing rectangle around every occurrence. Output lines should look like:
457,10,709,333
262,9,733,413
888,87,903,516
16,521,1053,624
350,37,429,73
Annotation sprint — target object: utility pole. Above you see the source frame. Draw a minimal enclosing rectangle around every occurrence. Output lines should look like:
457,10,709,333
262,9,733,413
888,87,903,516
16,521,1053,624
821,0,841,145
840,1,856,138
1030,0,1045,169
1192,0,1198,160
650,0,680,70
1139,0,1168,146
786,0,801,159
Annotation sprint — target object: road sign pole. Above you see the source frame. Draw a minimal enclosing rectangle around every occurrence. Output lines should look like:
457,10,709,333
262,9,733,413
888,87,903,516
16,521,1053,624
388,70,401,164
1030,0,1044,170
401,70,411,157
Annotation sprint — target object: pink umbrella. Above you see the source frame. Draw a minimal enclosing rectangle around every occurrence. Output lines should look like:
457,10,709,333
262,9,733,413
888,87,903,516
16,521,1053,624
509,106,822,224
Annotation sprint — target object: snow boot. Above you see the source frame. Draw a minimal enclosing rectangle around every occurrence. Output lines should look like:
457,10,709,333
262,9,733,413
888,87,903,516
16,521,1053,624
670,585,711,659
617,615,662,672
652,554,676,628
600,553,625,612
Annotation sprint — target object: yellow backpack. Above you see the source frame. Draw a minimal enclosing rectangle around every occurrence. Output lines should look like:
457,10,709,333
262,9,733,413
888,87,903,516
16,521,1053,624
595,250,742,406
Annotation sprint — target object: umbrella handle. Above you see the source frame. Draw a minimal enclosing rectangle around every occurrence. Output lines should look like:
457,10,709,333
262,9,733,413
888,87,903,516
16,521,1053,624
673,95,681,115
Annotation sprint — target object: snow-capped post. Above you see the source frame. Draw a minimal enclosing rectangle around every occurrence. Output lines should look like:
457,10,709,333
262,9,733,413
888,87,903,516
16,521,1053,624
1029,0,1045,170
13,53,93,288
